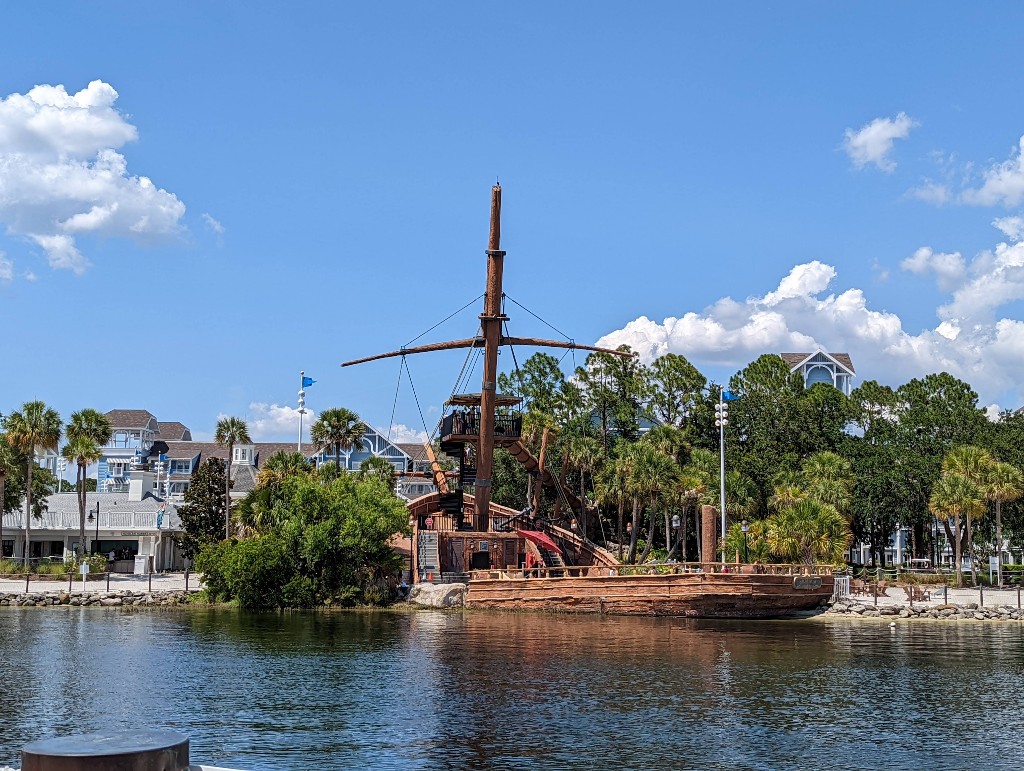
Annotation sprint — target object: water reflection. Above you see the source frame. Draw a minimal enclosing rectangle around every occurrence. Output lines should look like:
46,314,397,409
1,609,1020,770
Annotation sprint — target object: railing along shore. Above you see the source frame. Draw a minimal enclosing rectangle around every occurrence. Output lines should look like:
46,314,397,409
472,561,836,581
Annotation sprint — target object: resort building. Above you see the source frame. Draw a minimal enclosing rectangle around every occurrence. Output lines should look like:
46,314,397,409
780,349,855,396
1,463,186,571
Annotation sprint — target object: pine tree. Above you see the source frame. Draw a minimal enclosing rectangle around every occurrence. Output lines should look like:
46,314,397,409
177,458,228,559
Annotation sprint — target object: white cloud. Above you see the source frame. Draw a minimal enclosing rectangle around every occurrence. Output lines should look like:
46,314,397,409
993,215,1024,242
843,112,917,172
0,252,12,282
597,233,1024,405
385,424,429,444
907,181,951,205
246,402,316,441
985,403,1003,422
900,247,966,292
202,213,224,235
963,136,1024,206
0,80,186,275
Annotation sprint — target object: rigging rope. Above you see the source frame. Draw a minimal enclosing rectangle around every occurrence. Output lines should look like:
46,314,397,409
504,294,572,341
386,356,403,444
404,293,484,348
404,356,433,443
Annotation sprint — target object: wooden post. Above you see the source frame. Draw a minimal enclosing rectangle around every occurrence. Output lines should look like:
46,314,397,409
700,505,716,569
474,184,504,532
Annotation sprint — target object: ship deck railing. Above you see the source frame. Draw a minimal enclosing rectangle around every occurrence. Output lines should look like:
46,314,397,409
471,561,836,581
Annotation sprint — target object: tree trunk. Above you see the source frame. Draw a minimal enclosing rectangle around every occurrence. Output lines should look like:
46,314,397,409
627,497,640,563
617,497,625,560
638,495,656,563
953,510,963,587
225,443,233,540
580,473,587,541
0,472,5,560
664,511,671,552
78,460,87,561
23,458,33,568
966,509,978,586
996,500,1004,586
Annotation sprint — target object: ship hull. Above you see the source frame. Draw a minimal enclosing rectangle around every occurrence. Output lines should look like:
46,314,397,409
466,572,833,618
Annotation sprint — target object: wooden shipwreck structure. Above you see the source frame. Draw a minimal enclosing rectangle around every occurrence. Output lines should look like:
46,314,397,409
344,186,834,618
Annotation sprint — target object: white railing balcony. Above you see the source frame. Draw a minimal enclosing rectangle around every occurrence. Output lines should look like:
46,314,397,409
2,509,182,531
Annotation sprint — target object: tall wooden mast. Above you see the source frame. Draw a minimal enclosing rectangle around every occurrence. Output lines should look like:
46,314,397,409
475,184,505,530
342,185,633,532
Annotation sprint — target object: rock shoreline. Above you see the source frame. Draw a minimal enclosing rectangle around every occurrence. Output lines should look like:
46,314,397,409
825,598,1024,621
0,590,200,608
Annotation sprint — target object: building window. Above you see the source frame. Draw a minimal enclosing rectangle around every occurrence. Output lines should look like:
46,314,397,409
1,540,12,558
171,460,191,474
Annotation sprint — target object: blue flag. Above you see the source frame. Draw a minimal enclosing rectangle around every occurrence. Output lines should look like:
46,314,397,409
723,390,739,401
302,376,316,388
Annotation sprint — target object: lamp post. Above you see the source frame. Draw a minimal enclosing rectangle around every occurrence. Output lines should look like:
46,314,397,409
671,513,680,560
87,502,100,555
741,519,749,563
714,389,729,563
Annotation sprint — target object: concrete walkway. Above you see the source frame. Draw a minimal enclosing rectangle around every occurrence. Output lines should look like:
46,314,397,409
0,571,203,595
846,584,1023,609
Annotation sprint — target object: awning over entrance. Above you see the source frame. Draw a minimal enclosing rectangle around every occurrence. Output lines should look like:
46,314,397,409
516,529,562,555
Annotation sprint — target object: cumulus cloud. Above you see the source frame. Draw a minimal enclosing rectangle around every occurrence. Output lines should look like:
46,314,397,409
246,402,316,441
385,424,429,444
993,215,1024,242
0,80,186,276
963,136,1024,206
900,247,966,292
597,227,1024,405
843,112,917,172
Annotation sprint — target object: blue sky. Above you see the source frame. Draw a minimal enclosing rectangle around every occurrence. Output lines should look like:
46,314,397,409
2,3,1024,447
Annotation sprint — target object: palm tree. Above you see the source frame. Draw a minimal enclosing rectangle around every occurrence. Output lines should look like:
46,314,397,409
628,444,678,563
765,498,850,566
984,461,1024,586
942,446,993,585
800,451,853,516
567,435,603,539
929,472,983,588
358,455,397,488
215,416,251,539
0,433,18,561
63,409,112,559
5,401,62,567
595,460,629,560
310,408,367,472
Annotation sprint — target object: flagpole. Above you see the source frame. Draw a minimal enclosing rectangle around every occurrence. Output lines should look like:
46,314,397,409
298,370,306,454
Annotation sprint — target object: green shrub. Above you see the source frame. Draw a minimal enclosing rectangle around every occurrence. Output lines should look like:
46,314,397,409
0,559,23,575
64,554,108,576
34,561,67,575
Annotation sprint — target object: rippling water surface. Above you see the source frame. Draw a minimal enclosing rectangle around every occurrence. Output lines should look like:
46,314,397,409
0,608,1020,770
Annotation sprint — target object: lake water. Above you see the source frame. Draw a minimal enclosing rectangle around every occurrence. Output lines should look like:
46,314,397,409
0,608,1020,770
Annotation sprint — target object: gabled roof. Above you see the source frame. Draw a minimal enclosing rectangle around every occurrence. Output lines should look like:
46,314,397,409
40,491,170,515
106,409,158,431
155,421,192,441
780,351,855,374
161,441,226,461
397,443,429,463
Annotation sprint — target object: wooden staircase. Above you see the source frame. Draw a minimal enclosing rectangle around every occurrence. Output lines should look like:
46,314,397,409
417,531,440,580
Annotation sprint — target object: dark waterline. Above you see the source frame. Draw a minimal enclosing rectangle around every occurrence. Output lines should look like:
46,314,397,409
0,608,1020,770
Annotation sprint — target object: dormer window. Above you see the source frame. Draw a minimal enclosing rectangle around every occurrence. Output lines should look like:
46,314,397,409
233,446,253,464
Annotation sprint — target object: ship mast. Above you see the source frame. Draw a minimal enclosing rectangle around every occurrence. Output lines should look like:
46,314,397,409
475,184,505,530
342,186,632,531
